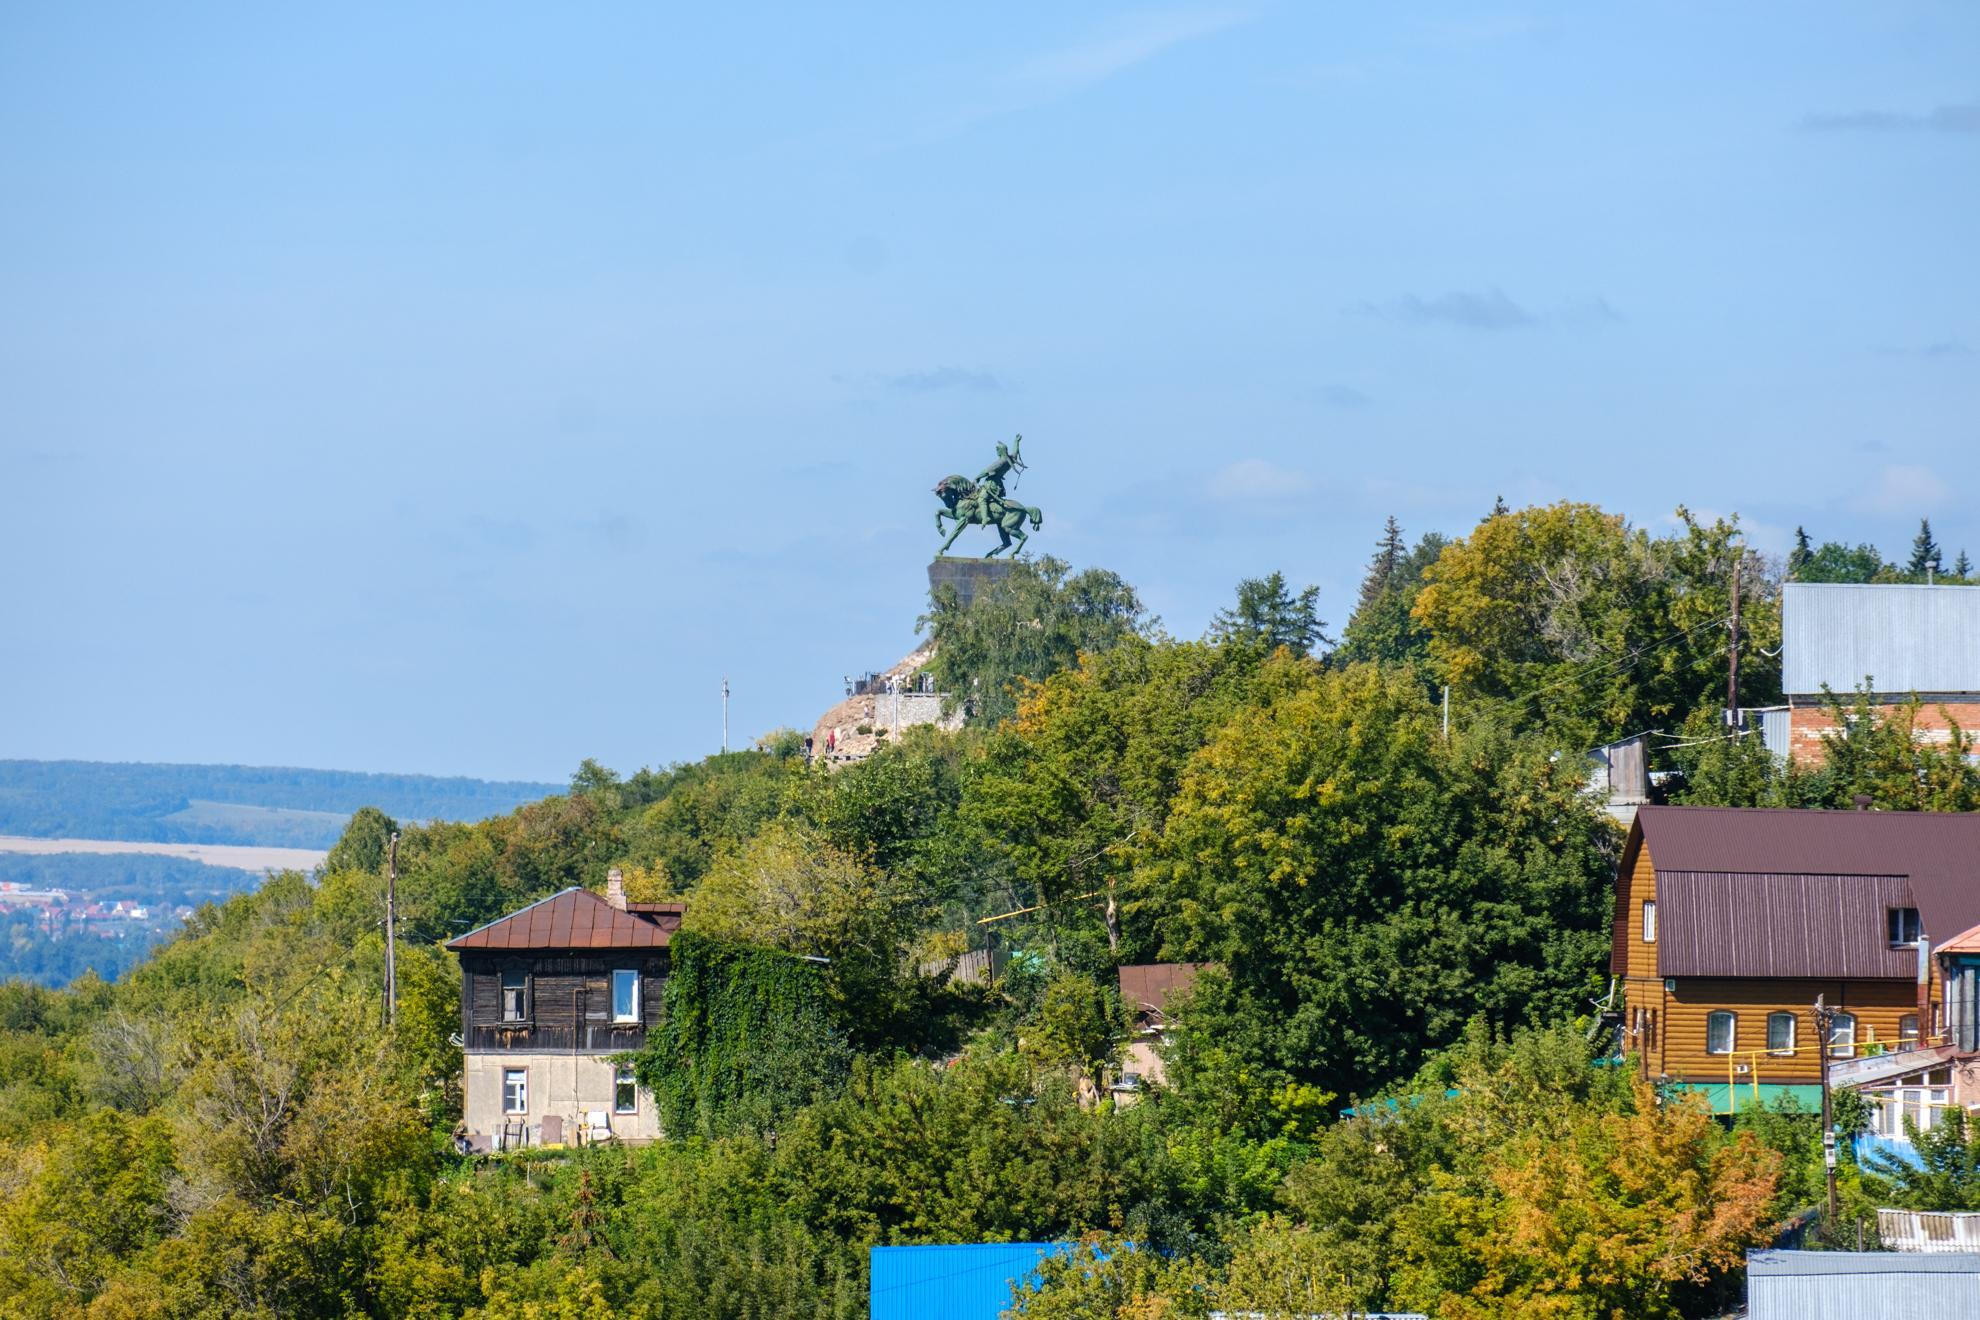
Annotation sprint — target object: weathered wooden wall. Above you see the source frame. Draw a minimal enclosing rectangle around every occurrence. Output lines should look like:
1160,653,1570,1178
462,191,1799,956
458,951,667,1054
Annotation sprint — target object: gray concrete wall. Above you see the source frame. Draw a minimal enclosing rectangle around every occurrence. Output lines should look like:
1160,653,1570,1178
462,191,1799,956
464,1052,663,1144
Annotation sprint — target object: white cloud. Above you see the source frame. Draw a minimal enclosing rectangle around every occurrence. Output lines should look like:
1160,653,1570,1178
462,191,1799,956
1011,8,1251,88
1209,458,1314,503
1800,100,1980,135
905,8,1252,145
1853,464,1954,517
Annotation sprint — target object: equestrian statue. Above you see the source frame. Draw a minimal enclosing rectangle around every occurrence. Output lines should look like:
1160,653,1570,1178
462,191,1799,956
933,434,1044,558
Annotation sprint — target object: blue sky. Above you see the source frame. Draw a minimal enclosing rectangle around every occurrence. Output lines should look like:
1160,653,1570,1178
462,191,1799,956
2,3,1975,782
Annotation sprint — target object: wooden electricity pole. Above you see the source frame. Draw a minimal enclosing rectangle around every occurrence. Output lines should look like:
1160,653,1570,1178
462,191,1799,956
384,830,400,1030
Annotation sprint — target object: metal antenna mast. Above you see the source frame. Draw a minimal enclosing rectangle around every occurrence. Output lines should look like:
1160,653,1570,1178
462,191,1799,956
722,677,730,753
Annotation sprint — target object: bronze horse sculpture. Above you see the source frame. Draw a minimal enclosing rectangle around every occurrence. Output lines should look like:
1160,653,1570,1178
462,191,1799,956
933,435,1043,557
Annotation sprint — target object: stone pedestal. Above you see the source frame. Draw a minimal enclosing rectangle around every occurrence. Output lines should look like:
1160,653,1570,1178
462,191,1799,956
928,557,1015,610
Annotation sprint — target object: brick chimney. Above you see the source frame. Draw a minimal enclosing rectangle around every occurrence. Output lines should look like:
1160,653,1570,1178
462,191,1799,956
605,867,627,910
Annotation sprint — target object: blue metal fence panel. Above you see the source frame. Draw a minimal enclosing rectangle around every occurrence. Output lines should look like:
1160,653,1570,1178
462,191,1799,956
870,1243,1070,1320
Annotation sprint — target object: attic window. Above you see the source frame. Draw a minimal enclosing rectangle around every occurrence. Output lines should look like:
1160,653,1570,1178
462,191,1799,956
1642,900,1657,944
1889,907,1922,947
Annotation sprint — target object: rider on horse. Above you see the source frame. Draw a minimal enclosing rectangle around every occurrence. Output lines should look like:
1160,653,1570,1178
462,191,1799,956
968,435,1022,527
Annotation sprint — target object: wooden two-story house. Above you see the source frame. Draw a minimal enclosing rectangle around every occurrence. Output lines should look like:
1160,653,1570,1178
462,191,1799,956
1613,805,1980,1112
446,870,681,1147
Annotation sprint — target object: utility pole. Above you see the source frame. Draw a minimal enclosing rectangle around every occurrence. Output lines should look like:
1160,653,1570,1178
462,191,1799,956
1726,546,1742,727
721,677,730,754
384,830,399,1030
1815,994,1838,1223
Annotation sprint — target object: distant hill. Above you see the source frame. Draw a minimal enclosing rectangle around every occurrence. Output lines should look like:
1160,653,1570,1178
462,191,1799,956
0,760,564,849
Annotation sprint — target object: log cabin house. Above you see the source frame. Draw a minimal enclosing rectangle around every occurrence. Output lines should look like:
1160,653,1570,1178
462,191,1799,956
1613,805,1980,1115
445,870,681,1149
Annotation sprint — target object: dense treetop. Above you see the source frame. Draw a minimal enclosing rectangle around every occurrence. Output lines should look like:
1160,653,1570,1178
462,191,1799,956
2,499,1973,1316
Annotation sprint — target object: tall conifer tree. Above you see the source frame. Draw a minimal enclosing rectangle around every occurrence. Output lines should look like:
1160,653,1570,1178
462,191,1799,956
1910,518,1943,575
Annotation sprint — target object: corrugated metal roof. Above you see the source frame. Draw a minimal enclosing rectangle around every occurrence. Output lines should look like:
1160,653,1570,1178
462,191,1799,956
869,1243,1068,1320
1117,963,1205,1016
1783,582,1980,696
444,887,681,951
1657,871,1917,978
1630,806,1980,963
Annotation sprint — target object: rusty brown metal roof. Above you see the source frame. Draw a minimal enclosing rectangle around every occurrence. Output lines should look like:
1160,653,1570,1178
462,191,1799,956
1117,963,1205,1016
445,887,681,951
1628,806,1980,974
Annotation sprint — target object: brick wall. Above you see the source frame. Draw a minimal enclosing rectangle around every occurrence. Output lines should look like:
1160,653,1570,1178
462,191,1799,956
1788,700,1980,767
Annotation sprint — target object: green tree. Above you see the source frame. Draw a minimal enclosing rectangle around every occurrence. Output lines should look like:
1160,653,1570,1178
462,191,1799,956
922,555,1150,727
1956,549,1974,580
1864,1106,1980,1211
1358,516,1408,610
1023,971,1132,1098
1411,503,1778,745
1140,663,1614,1101
1209,571,1330,658
1337,529,1447,667
1796,539,1886,583
1788,525,1813,579
1812,688,1980,812
683,823,946,1049
959,640,1300,965
1006,1238,1210,1319
1910,518,1943,576
323,804,397,876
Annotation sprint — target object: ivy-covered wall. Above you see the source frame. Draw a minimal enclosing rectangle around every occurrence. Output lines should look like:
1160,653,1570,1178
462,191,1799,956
633,932,851,1138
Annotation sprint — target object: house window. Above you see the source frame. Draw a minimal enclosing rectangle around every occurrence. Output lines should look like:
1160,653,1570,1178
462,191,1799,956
500,970,528,1022
611,969,640,1024
1706,1011,1736,1055
1642,900,1657,944
1900,1013,1920,1045
614,1065,638,1115
1828,1012,1857,1059
1889,907,1922,947
502,1068,527,1115
1767,1012,1796,1055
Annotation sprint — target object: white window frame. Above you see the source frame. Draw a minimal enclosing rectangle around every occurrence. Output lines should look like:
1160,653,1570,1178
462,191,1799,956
1767,1011,1796,1055
1828,1012,1857,1059
1706,1010,1736,1056
1889,907,1922,947
614,1064,638,1116
611,968,640,1024
502,1067,528,1115
1642,900,1657,944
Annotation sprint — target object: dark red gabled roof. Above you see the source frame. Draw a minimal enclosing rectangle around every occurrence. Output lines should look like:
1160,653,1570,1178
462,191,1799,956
445,886,682,951
1625,806,1980,975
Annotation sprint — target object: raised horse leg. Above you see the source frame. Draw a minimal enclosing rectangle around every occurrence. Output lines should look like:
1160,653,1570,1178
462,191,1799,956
939,514,972,555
